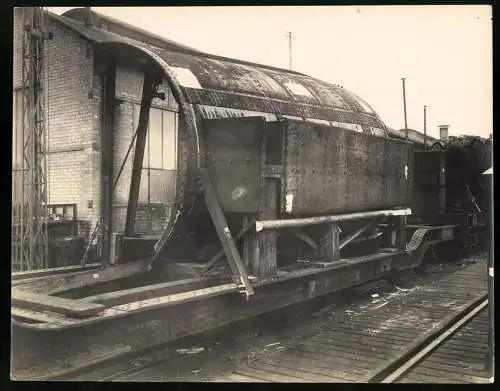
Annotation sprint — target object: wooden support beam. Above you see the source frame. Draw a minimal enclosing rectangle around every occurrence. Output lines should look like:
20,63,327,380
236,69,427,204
200,169,254,296
81,277,208,307
339,222,373,250
124,70,159,237
11,308,68,326
318,223,341,262
242,216,255,271
12,263,101,282
286,228,318,250
11,291,105,318
385,216,407,250
100,61,116,267
199,217,256,275
255,208,412,231
14,258,153,296
253,178,278,277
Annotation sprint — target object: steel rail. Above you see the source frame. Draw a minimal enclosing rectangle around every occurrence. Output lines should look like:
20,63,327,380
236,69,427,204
365,294,488,383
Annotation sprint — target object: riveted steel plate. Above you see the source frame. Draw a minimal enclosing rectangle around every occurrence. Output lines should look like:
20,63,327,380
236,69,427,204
202,117,264,213
283,120,411,215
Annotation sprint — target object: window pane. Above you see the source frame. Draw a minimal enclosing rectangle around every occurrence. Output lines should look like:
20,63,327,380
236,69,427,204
162,111,177,170
138,168,149,203
148,168,176,204
149,108,163,169
133,104,149,168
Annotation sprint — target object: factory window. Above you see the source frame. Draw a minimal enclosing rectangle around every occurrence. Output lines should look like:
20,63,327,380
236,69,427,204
132,104,178,206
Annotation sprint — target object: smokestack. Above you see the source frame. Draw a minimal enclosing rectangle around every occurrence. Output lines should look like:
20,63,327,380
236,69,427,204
438,124,449,142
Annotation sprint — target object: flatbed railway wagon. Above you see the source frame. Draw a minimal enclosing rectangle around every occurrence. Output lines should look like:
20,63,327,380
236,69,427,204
11,8,491,380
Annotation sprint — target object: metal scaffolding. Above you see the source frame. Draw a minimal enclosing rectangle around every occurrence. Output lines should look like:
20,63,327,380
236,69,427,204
12,7,50,271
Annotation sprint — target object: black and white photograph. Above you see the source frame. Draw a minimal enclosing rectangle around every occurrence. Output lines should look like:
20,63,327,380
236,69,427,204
11,5,493,383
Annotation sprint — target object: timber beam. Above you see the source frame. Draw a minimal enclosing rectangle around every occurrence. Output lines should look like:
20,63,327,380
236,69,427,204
100,60,116,267
200,169,254,297
199,217,257,276
123,68,163,238
255,208,412,231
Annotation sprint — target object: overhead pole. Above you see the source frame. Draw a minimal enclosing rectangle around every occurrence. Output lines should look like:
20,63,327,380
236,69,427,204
401,77,408,140
424,105,427,149
287,32,293,70
19,7,51,271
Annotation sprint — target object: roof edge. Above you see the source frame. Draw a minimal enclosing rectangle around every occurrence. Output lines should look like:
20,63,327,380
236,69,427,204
60,7,308,77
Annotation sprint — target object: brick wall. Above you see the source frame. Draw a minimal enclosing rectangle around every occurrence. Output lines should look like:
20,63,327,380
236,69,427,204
13,8,179,239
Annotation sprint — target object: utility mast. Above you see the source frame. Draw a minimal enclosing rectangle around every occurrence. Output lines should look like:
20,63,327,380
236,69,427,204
18,7,51,270
287,32,293,70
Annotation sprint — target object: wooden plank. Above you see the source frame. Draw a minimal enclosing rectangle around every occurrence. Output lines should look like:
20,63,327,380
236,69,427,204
255,208,412,232
250,360,331,382
12,291,106,317
12,263,101,281
11,308,69,326
81,278,209,307
15,258,152,295
200,169,254,296
257,355,354,382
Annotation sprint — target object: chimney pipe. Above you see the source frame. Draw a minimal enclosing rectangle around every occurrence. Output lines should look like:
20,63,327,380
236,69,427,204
438,124,449,142
84,7,94,27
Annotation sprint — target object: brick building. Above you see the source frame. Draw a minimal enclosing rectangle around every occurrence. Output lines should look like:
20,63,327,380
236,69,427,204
13,8,180,245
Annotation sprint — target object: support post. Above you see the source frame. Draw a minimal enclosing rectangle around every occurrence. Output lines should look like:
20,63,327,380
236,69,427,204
100,61,116,267
242,216,254,271
385,216,406,250
109,233,124,265
438,153,447,214
124,70,159,237
253,178,278,277
201,169,254,296
402,77,408,140
319,223,341,262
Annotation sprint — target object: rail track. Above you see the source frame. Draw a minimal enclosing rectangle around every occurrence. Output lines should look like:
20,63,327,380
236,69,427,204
55,253,491,383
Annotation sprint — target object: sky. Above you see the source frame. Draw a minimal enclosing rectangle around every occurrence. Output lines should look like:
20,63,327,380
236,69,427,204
51,6,493,139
